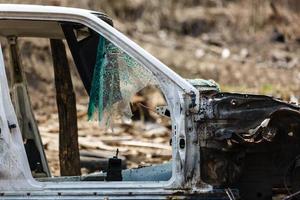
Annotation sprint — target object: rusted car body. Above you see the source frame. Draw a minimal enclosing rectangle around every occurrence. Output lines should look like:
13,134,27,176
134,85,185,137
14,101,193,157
0,4,299,200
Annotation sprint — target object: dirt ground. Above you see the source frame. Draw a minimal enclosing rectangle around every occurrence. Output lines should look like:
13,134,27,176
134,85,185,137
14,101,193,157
0,0,299,198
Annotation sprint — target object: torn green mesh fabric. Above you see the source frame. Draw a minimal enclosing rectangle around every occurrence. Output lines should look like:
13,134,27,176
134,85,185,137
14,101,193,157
88,36,156,125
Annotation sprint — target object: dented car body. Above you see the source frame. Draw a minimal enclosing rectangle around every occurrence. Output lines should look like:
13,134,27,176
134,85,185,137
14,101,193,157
0,4,299,200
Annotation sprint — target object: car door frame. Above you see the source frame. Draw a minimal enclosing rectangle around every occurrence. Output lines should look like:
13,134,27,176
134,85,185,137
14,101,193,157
0,4,206,196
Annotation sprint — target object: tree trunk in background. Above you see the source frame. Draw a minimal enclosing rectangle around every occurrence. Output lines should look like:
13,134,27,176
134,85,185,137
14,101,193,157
50,39,81,176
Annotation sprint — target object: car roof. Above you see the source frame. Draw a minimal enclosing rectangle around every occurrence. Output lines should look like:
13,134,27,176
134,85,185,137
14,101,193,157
0,4,112,38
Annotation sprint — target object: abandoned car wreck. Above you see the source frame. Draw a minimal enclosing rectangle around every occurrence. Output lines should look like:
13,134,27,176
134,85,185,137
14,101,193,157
0,4,299,200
